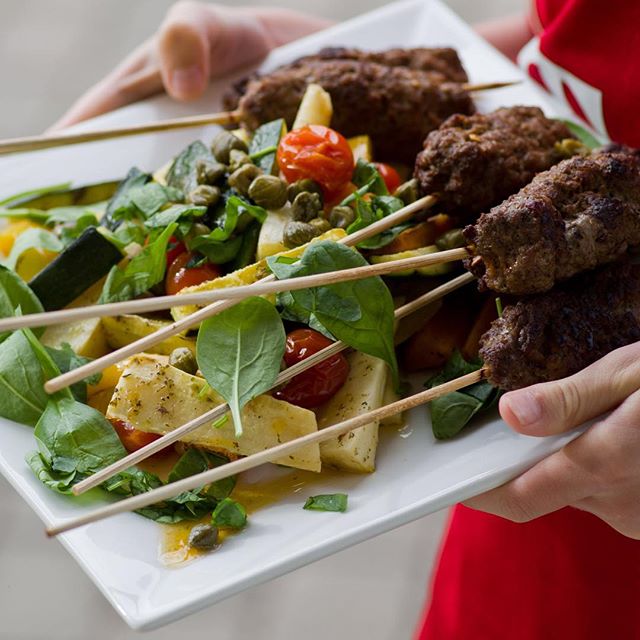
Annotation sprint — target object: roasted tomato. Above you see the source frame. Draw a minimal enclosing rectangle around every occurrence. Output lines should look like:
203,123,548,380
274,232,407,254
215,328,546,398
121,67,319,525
277,125,355,197
373,162,402,193
165,251,221,295
274,328,350,409
166,236,186,267
111,419,162,453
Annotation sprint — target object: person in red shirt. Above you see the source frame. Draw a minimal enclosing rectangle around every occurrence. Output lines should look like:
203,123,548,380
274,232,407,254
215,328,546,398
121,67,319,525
54,4,640,638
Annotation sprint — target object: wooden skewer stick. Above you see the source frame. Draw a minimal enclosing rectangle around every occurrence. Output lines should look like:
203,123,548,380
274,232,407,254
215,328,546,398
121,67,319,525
48,367,486,536
44,194,437,394
72,271,475,495
0,247,468,333
0,81,518,157
0,111,241,156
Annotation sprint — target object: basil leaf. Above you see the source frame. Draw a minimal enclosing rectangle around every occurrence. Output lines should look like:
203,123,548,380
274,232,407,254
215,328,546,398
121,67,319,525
4,228,63,270
167,141,214,194
168,448,236,501
347,194,404,239
196,296,286,437
559,119,602,150
100,222,177,302
211,497,247,529
426,351,500,439
102,167,151,230
351,159,388,195
144,203,206,229
0,265,43,341
303,493,348,512
268,241,399,386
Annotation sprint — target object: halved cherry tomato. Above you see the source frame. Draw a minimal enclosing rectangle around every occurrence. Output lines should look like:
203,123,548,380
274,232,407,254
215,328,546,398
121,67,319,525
111,419,162,453
166,236,186,267
274,329,350,409
165,251,221,295
277,125,354,197
373,162,402,193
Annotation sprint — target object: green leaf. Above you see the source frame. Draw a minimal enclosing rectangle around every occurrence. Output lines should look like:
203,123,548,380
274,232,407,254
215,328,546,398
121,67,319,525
340,160,389,209
144,203,207,229
268,241,399,386
0,182,71,207
99,222,177,303
0,265,44,341
166,141,214,194
45,343,100,403
4,228,63,270
559,119,602,150
102,167,152,230
426,351,500,439
248,119,286,174
101,219,146,249
347,194,404,239
211,497,247,529
26,450,77,493
196,296,286,438
303,493,348,512
168,448,236,501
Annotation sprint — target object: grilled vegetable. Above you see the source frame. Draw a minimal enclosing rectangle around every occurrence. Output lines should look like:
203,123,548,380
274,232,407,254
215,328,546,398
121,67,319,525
292,83,333,129
370,245,453,277
5,180,119,211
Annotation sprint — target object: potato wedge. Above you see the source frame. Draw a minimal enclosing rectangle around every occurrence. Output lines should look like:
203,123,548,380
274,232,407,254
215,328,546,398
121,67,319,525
107,354,321,472
292,83,333,129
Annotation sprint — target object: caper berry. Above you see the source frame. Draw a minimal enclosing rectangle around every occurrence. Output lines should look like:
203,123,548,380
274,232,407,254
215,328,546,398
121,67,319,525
286,179,323,203
308,217,331,233
228,149,252,173
187,184,221,207
283,220,321,248
211,130,248,164
185,222,212,243
247,175,288,209
228,164,262,197
328,205,356,229
168,347,198,375
393,178,419,205
291,191,322,222
196,158,226,185
435,228,466,251
187,524,219,551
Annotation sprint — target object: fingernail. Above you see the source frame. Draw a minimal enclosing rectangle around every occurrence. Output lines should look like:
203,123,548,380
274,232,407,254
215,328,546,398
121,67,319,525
505,390,542,427
169,66,204,98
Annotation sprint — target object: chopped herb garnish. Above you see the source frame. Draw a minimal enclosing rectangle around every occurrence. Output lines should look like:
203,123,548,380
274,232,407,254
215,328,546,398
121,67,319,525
303,493,348,512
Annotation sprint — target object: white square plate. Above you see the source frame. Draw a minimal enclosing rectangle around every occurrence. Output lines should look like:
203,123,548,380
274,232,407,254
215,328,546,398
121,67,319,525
0,0,580,630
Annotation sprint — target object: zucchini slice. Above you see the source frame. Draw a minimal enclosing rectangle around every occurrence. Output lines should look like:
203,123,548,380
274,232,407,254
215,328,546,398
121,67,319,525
6,180,120,211
29,227,122,310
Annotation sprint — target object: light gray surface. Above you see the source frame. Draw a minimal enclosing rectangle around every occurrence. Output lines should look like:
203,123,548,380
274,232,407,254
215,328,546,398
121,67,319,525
0,1,520,638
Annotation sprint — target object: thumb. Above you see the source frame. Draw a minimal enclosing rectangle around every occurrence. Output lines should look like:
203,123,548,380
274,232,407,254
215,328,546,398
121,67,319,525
499,342,640,436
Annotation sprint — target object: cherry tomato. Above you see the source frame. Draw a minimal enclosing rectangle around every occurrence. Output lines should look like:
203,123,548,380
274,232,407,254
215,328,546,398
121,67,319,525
166,236,186,267
274,329,350,409
165,251,221,295
111,419,162,453
277,125,355,196
373,162,402,193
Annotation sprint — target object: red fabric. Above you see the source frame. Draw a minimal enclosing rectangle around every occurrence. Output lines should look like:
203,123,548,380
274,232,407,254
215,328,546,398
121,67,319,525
416,506,640,639
526,0,640,145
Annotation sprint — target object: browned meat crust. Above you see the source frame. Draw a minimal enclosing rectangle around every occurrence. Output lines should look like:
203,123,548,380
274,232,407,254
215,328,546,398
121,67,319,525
222,46,468,112
464,149,640,295
480,262,640,390
236,59,474,163
414,106,574,220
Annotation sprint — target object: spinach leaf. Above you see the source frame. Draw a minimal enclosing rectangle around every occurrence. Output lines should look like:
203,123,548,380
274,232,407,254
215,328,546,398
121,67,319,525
0,265,43,341
230,222,260,271
303,493,348,512
347,194,405,239
108,183,183,223
99,222,177,303
248,119,286,174
559,119,602,150
57,211,100,246
196,296,286,438
426,351,500,440
144,203,206,229
211,497,247,528
102,220,146,249
168,447,236,501
102,167,151,230
167,141,214,194
45,343,100,403
0,330,50,425
4,228,63,270
340,160,389,209
268,241,399,386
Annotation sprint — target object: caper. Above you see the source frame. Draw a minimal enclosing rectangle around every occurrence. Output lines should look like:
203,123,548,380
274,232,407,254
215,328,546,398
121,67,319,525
291,191,322,222
196,158,226,185
187,524,219,551
168,347,198,375
328,205,356,229
435,228,466,251
185,222,212,243
228,164,262,197
248,175,288,209
187,184,221,207
229,149,253,173
287,178,323,203
308,217,331,233
393,178,419,205
283,220,321,248
211,130,248,164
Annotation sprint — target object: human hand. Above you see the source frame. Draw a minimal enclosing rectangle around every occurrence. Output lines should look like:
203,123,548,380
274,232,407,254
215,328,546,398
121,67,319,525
465,342,640,539
51,1,330,130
